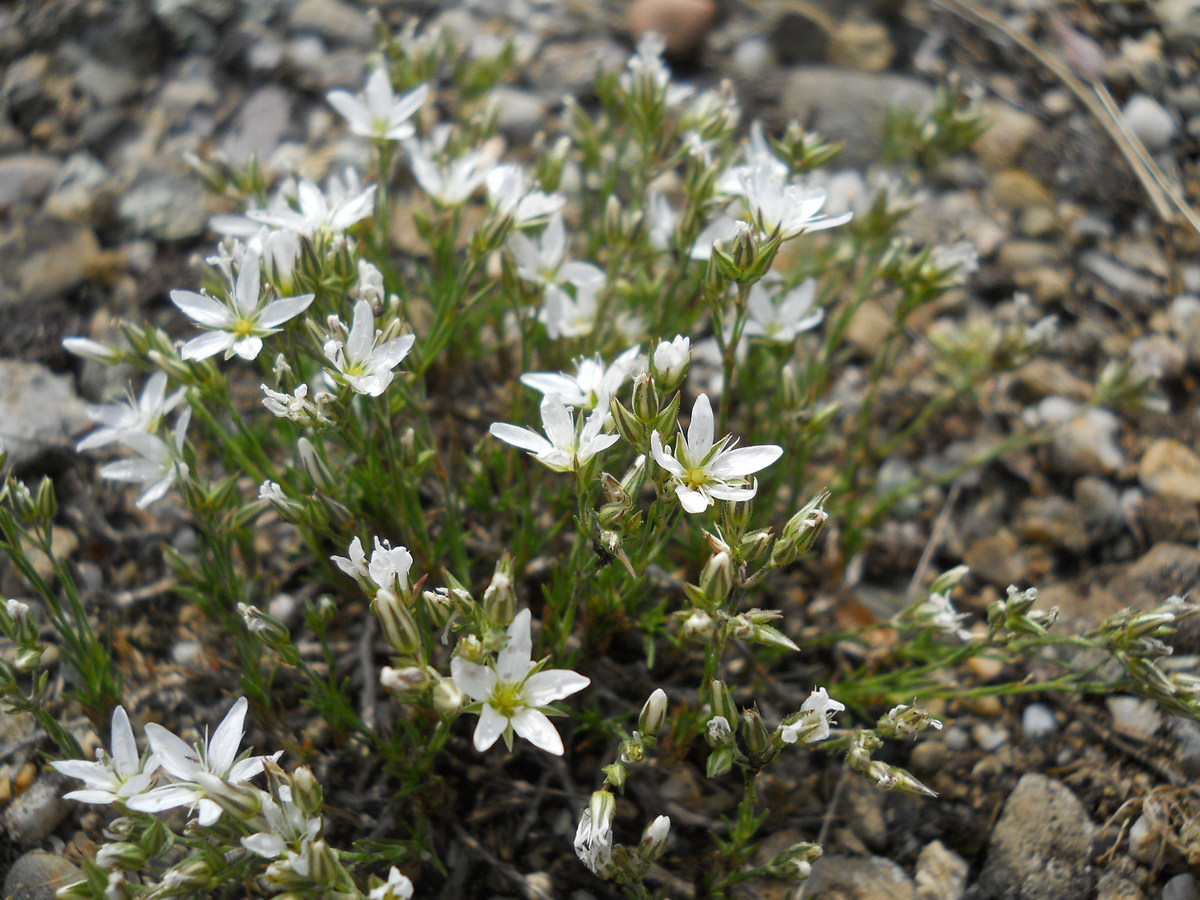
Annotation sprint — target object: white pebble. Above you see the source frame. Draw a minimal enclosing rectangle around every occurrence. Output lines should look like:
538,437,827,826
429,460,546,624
1106,695,1162,740
732,38,774,79
1123,93,1177,150
1163,873,1199,900
1021,703,1057,738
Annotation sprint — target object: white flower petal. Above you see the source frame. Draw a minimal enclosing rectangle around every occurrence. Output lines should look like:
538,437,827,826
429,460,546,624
708,445,782,479
450,657,497,702
510,708,564,755
523,669,590,706
474,704,508,752
180,331,235,361
171,291,233,328
490,423,552,455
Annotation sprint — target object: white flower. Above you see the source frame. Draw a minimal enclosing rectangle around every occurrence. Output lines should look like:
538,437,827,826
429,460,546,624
650,393,782,513
99,408,191,509
127,697,281,827
780,687,845,744
451,609,590,755
367,537,413,594
735,162,852,241
486,163,566,225
490,394,619,473
258,481,287,506
620,31,693,106
171,248,315,361
743,278,823,343
407,126,495,206
77,372,186,452
922,591,973,641
574,791,615,874
331,536,370,583
62,337,122,365
689,211,740,260
326,69,428,142
369,866,414,900
261,383,321,425
717,120,789,196
651,335,691,386
539,282,604,340
249,173,376,238
241,782,322,864
323,300,415,397
354,259,385,304
520,346,642,410
51,706,159,806
507,213,605,289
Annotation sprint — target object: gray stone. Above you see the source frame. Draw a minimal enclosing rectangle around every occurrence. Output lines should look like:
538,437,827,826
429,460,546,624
914,840,968,900
219,85,293,165
804,854,915,900
72,54,140,107
1080,250,1163,301
490,87,548,142
732,37,775,79
1015,497,1090,554
977,774,1095,899
43,152,111,223
2,850,83,900
1074,476,1125,543
153,0,237,51
0,360,90,467
782,68,934,165
0,773,72,847
1163,874,1199,900
1167,714,1200,778
0,154,60,213
527,38,629,99
0,215,101,305
289,0,372,44
117,167,214,240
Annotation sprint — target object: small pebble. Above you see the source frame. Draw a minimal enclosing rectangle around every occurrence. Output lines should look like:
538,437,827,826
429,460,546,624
731,37,774,79
972,722,1009,752
627,0,717,57
1021,702,1057,738
1107,695,1163,740
171,640,203,667
1127,814,1160,864
943,726,970,752
1122,93,1177,150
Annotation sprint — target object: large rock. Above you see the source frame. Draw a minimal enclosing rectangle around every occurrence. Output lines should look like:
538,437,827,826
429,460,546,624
2,850,83,900
782,68,934,165
977,774,1094,900
0,360,88,467
803,854,915,900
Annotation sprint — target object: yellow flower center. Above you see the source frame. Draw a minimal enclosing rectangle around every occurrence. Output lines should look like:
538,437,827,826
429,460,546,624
490,681,524,718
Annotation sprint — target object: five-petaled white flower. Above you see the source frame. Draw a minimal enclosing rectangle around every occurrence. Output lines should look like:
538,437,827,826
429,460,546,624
734,162,852,241
323,300,415,397
780,686,845,744
539,282,605,340
743,278,823,343
171,248,314,361
490,394,619,473
99,408,191,509
650,393,782,513
450,609,590,755
51,706,160,806
77,371,186,452
326,69,428,142
249,174,376,239
520,346,642,410
508,212,605,289
127,696,281,827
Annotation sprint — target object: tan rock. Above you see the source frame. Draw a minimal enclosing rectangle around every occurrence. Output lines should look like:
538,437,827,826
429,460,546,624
844,299,891,356
627,0,717,57
991,168,1054,213
964,529,1027,587
1139,438,1200,502
829,19,894,72
973,102,1040,169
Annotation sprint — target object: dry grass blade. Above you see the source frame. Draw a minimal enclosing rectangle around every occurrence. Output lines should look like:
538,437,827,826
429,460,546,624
930,0,1200,237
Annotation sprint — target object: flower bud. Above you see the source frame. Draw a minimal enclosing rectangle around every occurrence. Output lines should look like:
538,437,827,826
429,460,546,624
238,603,291,650
741,706,771,758
34,477,57,521
5,599,37,645
709,681,738,731
877,703,943,739
307,838,339,888
291,766,323,818
639,815,671,862
650,336,690,392
297,438,336,494
722,497,753,537
700,551,734,605
682,608,715,641
638,688,668,737
631,372,656,424
706,746,734,778
780,363,801,410
609,396,645,447
380,665,430,696
12,646,43,674
432,678,464,715
372,589,421,655
602,761,628,791
96,841,146,871
483,555,516,626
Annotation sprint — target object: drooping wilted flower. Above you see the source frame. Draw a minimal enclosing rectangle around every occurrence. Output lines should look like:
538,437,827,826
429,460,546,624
780,687,845,744
98,408,191,509
76,372,186,451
